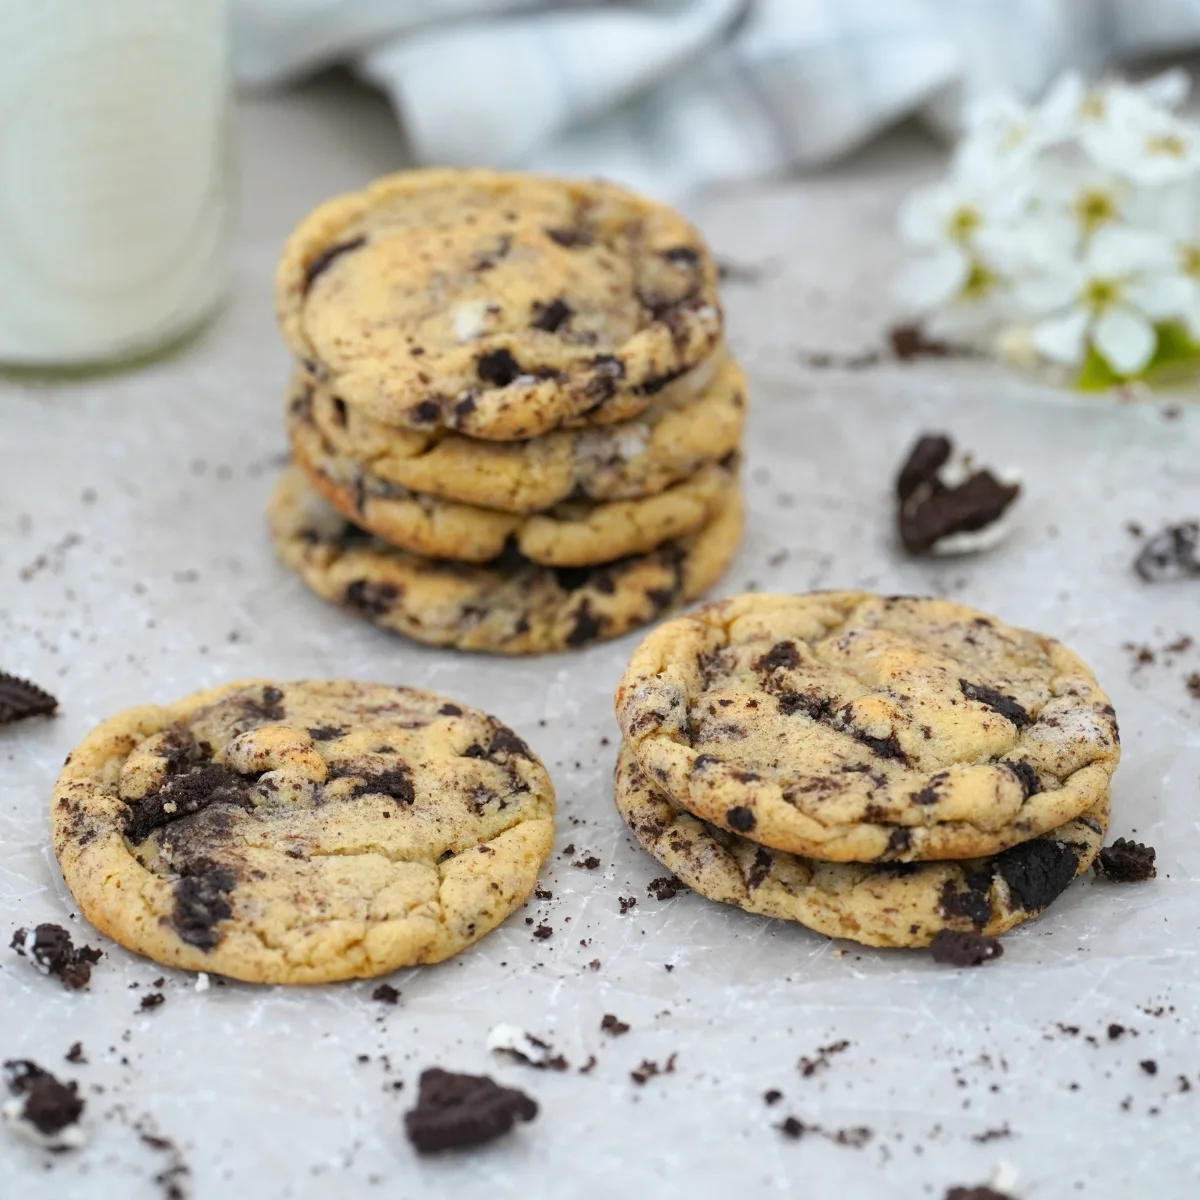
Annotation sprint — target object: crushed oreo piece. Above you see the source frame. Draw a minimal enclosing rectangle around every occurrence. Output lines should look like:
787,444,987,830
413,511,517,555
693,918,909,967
123,761,254,845
797,1040,850,1077
930,929,1004,967
896,433,1021,556
647,876,682,901
486,1025,567,1070
1094,838,1157,882
959,680,1031,728
404,1068,537,1154
2,1060,85,1150
531,298,571,333
476,348,521,388
0,673,58,725
630,1054,676,1085
600,1014,630,1036
172,860,236,950
1134,522,1200,582
139,992,166,1012
777,1114,872,1147
945,1188,1013,1200
64,1044,85,1065
10,924,102,990
995,838,1079,912
372,984,401,1005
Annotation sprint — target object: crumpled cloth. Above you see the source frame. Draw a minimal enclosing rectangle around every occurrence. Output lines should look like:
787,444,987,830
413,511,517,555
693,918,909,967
234,0,1200,199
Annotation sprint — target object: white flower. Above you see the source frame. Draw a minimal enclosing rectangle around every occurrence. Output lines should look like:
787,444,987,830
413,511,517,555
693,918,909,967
1027,156,1130,249
956,93,1046,183
1135,180,1200,338
1088,88,1200,186
1020,226,1192,374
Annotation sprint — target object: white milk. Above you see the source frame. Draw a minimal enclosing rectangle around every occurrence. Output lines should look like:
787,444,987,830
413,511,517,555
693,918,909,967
0,0,231,366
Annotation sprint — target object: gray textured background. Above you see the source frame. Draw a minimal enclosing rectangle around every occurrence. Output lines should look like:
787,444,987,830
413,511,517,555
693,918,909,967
2,78,1197,1199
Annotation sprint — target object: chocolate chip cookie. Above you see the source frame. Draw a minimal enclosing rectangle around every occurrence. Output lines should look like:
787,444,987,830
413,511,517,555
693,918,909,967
295,353,746,514
268,467,743,655
614,745,1108,947
615,593,1119,862
51,680,555,984
275,169,723,441
290,404,738,566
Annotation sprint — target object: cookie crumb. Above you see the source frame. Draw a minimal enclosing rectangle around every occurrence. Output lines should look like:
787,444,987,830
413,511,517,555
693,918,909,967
372,984,401,1005
618,896,637,914
532,923,553,940
194,973,210,993
944,1187,1013,1200
571,856,601,870
797,1039,850,1078
930,930,1004,967
2,1060,85,1150
10,924,102,990
763,1089,783,1105
139,992,165,1013
0,673,58,725
64,1043,85,1065
647,876,682,901
777,1115,872,1147
630,1054,676,1085
600,1014,630,1037
404,1068,537,1154
1094,839,1156,882
1141,1059,1158,1076
1107,1023,1126,1040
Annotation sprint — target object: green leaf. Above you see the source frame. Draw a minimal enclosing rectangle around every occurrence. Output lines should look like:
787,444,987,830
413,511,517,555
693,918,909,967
1073,322,1200,391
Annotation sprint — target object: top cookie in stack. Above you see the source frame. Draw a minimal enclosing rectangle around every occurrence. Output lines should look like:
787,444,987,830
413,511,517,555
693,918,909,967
268,169,747,653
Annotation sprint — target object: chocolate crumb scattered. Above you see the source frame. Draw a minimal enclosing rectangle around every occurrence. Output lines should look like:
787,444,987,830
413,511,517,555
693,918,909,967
970,1123,1012,1143
930,930,1004,967
797,1039,850,1078
1108,1023,1126,1040
372,984,401,1005
1094,839,1157,882
647,876,682,901
10,924,102,990
532,924,553,941
1141,1059,1159,1076
139,992,165,1013
572,856,601,870
777,1115,872,1148
588,959,601,971
630,1055,676,1085
945,1187,1012,1200
578,1055,597,1075
890,323,972,361
600,1014,630,1037
404,1068,537,1154
64,1044,85,1065
763,1089,783,1105
0,673,58,725
618,896,637,915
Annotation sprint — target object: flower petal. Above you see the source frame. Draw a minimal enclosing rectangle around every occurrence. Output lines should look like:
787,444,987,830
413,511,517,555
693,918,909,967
1032,307,1090,365
897,185,950,246
1126,274,1192,320
1015,268,1082,316
1086,225,1174,277
1093,305,1156,375
894,249,969,311
1135,68,1190,111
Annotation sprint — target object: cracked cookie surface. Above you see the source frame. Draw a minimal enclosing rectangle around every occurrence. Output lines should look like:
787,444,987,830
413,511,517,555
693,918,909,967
51,680,555,983
275,168,723,441
615,592,1119,862
290,402,738,566
268,467,743,655
294,353,745,514
614,744,1108,947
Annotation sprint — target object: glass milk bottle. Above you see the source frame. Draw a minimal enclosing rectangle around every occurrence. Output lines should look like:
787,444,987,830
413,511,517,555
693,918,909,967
0,0,231,368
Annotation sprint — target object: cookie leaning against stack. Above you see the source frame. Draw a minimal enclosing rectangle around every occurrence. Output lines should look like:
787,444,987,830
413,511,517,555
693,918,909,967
612,592,1121,948
268,168,747,653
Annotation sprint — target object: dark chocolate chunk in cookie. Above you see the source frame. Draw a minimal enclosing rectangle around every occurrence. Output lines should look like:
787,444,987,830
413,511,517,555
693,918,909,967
172,860,236,950
476,348,521,388
404,1068,537,1154
303,236,366,294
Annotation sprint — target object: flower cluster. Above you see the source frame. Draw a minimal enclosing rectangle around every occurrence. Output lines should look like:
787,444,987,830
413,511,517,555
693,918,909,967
896,70,1200,387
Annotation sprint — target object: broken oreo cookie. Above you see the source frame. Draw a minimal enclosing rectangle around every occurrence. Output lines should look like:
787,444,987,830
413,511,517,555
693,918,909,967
1133,521,1200,582
1094,838,1156,883
896,433,1021,556
404,1068,538,1154
929,929,1004,967
9,924,102,991
2,1060,85,1150
0,673,58,726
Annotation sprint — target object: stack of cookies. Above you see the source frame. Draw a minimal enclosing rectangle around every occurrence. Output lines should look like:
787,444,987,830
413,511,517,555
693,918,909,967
613,592,1122,949
267,168,746,654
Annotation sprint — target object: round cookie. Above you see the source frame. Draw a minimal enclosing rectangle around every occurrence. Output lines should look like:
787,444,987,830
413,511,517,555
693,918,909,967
268,466,743,655
290,406,738,567
275,168,723,441
614,744,1108,948
295,353,746,514
51,680,555,984
615,592,1119,863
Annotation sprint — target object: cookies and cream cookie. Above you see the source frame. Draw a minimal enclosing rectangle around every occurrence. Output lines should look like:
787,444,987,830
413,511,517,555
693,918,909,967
615,592,1119,862
52,680,555,984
